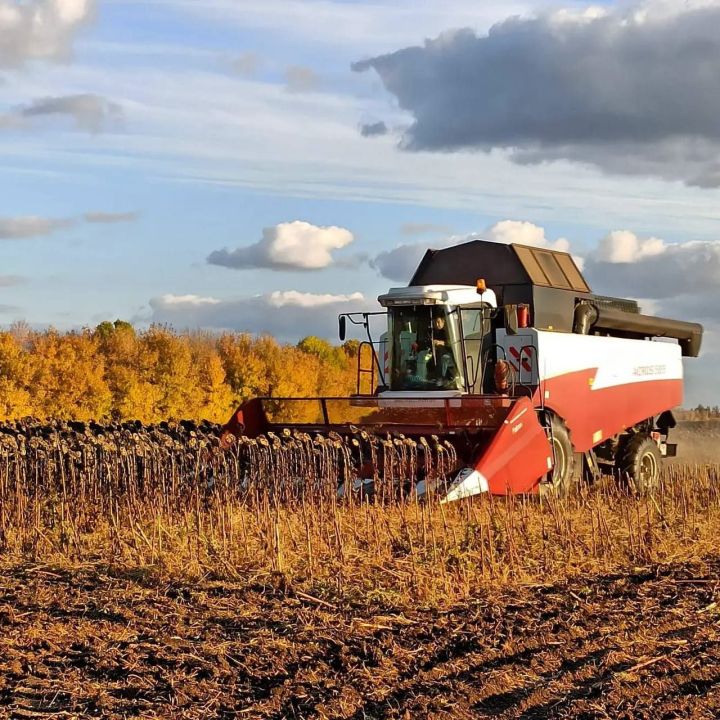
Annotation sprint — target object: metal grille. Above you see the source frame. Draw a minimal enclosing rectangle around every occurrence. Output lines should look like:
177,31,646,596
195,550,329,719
592,295,640,314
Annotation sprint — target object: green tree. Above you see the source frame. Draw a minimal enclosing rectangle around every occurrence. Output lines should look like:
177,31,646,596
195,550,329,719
297,336,347,368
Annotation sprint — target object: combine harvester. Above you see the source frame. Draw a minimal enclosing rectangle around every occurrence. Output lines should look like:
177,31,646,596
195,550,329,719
220,240,702,501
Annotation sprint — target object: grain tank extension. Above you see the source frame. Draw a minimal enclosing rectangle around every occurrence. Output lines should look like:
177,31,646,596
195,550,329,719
221,240,703,500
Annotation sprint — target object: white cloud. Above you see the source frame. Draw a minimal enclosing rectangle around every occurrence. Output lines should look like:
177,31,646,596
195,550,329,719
584,237,720,311
371,237,455,282
549,6,609,25
485,220,569,252
158,294,220,307
147,289,369,341
268,290,364,307
595,230,666,263
632,0,720,23
631,297,661,316
207,220,355,271
0,216,74,239
0,0,93,67
0,211,138,239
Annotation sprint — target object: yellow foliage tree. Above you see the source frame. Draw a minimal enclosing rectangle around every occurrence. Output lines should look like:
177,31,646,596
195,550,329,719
26,329,112,421
0,332,32,420
188,332,235,422
0,323,357,423
95,321,163,422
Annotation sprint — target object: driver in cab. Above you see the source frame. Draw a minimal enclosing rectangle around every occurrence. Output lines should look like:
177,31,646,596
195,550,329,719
431,315,448,349
429,315,456,386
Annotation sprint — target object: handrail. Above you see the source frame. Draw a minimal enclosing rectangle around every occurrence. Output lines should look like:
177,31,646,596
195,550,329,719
338,311,388,389
356,341,376,395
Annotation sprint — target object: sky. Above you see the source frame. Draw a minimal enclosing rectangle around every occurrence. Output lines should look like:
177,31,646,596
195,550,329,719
1,0,720,405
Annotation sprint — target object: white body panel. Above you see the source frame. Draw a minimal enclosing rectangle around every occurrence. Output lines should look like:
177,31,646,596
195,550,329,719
379,284,497,309
497,329,684,389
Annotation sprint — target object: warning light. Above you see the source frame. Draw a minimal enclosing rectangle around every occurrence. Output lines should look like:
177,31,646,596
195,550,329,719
476,278,487,293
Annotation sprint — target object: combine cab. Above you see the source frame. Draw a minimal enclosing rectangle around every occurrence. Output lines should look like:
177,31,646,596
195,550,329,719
221,240,702,501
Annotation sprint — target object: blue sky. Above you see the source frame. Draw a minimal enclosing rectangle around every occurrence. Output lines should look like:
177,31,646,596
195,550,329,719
1,0,719,404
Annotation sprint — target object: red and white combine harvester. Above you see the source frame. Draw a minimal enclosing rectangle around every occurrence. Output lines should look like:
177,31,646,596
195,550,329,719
221,240,703,500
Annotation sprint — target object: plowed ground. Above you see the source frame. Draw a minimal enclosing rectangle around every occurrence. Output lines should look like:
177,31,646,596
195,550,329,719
1,560,719,719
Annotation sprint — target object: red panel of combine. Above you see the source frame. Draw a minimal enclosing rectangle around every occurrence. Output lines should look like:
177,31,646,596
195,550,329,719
542,371,683,452
472,396,552,495
220,398,268,449
223,395,519,440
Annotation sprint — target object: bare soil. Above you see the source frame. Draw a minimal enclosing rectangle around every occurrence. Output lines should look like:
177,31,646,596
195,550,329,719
1,559,719,719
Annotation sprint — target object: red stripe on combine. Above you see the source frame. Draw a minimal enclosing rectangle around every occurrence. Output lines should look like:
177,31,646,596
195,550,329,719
541,370,682,452
509,346,532,372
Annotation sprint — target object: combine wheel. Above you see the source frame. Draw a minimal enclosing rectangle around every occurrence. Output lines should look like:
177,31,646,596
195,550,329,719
617,434,662,495
547,415,575,497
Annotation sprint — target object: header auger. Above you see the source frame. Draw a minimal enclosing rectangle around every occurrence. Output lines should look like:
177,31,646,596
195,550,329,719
221,240,703,502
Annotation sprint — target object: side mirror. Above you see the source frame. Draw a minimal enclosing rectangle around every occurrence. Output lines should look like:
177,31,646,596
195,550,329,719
339,315,346,341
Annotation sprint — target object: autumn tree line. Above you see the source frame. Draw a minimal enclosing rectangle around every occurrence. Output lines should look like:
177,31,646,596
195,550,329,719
0,321,359,424
675,405,720,422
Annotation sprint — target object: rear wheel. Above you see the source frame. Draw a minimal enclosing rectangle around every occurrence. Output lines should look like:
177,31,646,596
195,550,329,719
547,415,575,497
617,433,662,495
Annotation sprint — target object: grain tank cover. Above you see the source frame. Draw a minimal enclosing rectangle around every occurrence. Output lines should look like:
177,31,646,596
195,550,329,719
409,240,592,332
512,245,590,293
409,240,590,293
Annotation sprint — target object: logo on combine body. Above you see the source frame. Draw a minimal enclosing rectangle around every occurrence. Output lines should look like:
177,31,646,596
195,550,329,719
632,364,666,377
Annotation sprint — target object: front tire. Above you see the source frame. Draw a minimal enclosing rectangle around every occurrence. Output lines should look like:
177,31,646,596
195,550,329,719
547,415,575,497
617,433,662,495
